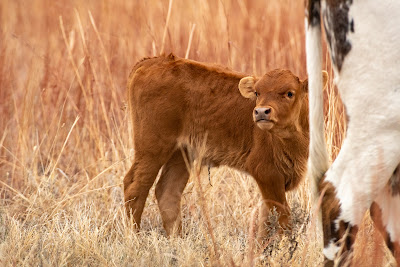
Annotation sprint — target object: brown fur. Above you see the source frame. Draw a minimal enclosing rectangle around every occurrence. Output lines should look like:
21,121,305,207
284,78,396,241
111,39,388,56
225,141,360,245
370,202,400,264
319,181,341,247
319,180,361,266
123,54,310,239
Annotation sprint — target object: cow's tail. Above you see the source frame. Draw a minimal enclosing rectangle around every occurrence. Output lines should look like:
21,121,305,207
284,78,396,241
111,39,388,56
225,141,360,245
305,0,330,238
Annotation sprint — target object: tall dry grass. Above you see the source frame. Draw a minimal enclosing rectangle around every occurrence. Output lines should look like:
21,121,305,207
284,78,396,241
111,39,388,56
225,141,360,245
0,0,393,266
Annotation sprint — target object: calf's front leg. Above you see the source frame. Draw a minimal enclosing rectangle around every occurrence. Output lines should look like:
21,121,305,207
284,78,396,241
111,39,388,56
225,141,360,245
255,177,290,243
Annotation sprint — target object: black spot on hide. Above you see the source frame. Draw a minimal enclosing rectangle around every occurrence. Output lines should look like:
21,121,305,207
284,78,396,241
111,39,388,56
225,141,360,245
323,0,353,72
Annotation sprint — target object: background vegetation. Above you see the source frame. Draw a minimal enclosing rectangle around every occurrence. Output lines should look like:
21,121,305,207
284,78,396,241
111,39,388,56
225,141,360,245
0,0,393,265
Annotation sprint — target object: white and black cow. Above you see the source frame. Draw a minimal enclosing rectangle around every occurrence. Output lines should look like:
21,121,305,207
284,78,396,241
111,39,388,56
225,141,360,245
305,0,400,265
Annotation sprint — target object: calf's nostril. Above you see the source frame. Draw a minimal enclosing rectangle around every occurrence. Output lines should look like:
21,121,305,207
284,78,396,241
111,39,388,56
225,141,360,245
254,110,258,115
265,108,271,115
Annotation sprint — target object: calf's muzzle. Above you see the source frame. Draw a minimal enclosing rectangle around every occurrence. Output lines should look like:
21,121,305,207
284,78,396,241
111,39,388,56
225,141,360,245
254,107,272,122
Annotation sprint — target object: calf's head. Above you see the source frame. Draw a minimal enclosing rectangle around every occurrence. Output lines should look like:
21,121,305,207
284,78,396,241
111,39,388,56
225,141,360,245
239,69,328,131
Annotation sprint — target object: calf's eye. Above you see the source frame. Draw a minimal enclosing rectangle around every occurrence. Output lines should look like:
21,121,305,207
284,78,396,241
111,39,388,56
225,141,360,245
255,91,259,97
287,91,293,98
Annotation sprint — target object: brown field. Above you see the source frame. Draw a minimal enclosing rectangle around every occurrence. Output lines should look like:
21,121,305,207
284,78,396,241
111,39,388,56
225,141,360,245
0,0,394,266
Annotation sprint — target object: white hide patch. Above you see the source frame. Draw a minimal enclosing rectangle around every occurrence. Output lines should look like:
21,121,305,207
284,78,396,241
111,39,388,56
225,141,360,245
323,240,340,261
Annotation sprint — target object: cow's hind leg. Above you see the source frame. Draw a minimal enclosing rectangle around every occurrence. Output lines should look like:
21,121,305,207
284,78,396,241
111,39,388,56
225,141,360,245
123,145,176,229
319,133,400,265
155,147,190,236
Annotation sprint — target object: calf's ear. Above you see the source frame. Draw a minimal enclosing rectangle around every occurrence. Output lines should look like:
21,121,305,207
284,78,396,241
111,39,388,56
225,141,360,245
302,70,329,92
239,76,256,99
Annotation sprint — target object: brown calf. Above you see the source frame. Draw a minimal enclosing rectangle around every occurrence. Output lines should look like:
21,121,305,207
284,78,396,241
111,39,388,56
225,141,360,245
124,53,327,239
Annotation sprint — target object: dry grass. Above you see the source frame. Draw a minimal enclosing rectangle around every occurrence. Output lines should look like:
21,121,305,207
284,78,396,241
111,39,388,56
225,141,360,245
0,0,393,266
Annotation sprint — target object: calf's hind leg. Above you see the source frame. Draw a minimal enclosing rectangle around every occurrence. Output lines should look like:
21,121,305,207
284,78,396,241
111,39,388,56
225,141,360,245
124,147,175,229
155,148,190,236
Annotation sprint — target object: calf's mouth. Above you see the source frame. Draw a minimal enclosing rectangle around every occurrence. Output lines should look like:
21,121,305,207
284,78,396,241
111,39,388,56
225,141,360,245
256,119,275,130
